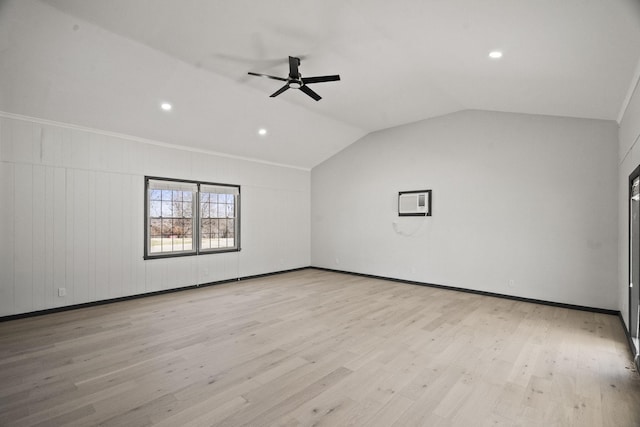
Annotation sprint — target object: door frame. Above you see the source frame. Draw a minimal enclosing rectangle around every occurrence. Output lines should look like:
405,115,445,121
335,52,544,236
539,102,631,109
628,165,640,360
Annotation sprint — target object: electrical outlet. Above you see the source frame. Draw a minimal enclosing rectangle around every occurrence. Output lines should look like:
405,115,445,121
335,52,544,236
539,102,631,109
58,287,66,297
508,279,515,288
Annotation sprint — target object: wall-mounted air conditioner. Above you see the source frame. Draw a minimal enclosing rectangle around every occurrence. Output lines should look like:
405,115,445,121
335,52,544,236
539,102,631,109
398,190,432,216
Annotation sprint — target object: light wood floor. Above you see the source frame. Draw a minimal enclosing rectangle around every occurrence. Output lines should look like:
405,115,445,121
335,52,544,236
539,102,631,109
1,269,639,426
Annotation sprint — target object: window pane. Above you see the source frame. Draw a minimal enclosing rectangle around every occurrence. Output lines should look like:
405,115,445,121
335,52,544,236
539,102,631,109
162,219,172,236
200,216,210,248
150,189,162,201
175,236,191,251
201,202,210,218
211,219,219,238
174,219,185,238
182,201,193,218
172,190,183,202
200,193,209,203
150,238,162,253
219,219,228,239
161,201,173,217
150,218,162,237
171,201,181,217
150,200,161,217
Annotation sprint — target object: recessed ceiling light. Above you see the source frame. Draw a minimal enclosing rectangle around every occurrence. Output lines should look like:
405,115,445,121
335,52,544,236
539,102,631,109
258,128,267,136
489,51,503,59
160,102,172,111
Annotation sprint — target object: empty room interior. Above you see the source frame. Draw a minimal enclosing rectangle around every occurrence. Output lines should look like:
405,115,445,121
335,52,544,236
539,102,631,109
2,0,640,425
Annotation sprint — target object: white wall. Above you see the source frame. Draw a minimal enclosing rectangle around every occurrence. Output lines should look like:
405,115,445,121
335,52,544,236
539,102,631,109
0,114,310,316
312,110,618,309
618,69,640,328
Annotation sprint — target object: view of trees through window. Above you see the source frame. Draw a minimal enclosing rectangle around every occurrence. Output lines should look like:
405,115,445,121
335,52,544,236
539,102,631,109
148,189,194,253
145,178,239,258
200,192,235,250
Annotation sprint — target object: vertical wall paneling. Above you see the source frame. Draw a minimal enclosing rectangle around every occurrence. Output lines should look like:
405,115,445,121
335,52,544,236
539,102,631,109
94,171,109,302
73,169,90,304
87,170,97,302
65,168,75,304
44,166,55,308
89,132,107,172
61,127,73,169
32,164,46,310
69,128,90,169
134,176,146,296
120,174,134,297
0,115,311,316
14,163,34,313
0,162,15,316
41,125,63,166
107,172,123,298
145,259,165,293
52,167,66,308
11,119,36,163
0,118,14,161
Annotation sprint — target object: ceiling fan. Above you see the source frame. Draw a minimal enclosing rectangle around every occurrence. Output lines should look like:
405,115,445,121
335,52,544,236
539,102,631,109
248,56,340,101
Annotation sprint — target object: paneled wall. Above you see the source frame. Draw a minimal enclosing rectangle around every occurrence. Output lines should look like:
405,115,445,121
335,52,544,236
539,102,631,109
0,115,310,316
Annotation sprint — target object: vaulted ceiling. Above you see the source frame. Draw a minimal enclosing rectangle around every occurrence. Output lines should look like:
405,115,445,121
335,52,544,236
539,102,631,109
2,0,639,168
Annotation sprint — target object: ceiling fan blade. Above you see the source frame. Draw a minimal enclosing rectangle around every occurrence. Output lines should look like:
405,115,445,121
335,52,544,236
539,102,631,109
302,75,341,84
289,56,301,79
270,84,290,98
248,72,288,82
300,85,322,101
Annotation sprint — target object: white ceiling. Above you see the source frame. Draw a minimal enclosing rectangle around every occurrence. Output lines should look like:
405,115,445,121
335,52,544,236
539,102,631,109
2,0,640,168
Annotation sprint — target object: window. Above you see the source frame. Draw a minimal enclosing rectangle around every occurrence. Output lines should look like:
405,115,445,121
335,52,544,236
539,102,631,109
145,177,240,259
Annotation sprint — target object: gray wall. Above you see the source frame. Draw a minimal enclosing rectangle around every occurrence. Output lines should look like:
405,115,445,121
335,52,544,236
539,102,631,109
618,75,640,327
0,115,311,316
312,110,618,309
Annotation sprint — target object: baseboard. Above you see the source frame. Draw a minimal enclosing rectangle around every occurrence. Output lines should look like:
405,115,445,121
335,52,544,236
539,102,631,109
0,266,310,322
311,266,619,316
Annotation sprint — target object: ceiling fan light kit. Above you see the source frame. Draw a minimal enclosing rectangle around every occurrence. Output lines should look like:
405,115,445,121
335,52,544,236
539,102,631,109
248,56,340,101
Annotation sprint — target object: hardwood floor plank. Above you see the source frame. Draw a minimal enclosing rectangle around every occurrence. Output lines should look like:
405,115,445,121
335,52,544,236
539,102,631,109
0,269,638,426
363,394,414,427
220,366,353,426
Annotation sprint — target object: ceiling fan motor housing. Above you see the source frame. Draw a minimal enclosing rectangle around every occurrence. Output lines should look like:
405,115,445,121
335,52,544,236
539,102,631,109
288,79,303,89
